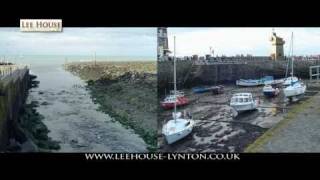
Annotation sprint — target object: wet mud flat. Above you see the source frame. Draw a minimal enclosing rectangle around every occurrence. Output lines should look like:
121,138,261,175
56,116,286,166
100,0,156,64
158,84,311,152
65,61,158,151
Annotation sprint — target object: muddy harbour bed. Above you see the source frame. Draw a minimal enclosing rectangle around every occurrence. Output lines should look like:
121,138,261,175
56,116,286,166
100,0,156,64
158,82,320,152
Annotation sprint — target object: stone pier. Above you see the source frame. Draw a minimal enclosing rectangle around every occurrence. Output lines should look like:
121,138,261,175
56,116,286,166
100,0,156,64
0,66,30,150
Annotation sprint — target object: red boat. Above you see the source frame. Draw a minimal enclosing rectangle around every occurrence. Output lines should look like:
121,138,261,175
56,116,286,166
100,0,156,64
161,95,189,110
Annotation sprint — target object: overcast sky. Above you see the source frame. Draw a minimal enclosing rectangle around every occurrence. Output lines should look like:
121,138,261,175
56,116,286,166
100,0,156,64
0,28,156,57
168,28,320,57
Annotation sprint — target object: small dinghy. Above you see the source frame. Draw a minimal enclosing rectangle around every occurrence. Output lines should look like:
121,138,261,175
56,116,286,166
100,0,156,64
263,84,280,97
162,36,194,144
230,93,258,112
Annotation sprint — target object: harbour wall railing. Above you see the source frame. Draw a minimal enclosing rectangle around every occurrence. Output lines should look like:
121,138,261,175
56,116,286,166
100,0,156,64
0,64,29,79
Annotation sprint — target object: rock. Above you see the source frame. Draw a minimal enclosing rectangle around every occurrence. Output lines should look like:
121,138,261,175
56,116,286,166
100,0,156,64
40,101,50,106
20,139,39,152
71,139,78,144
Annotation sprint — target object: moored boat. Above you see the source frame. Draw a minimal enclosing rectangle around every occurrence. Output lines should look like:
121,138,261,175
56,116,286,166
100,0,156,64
211,85,224,95
264,79,285,85
192,85,224,94
162,36,194,144
162,116,195,144
283,32,306,98
236,76,273,87
161,95,189,110
284,81,306,97
283,76,298,86
263,84,280,97
230,93,258,112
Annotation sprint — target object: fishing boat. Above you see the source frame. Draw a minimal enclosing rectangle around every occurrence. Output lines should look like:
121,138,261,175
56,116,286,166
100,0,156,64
162,36,195,144
230,93,258,112
236,76,273,87
263,84,280,97
283,32,306,98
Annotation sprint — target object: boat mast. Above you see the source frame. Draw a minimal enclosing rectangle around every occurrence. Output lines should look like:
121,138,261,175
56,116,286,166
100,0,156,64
291,32,294,78
174,36,177,122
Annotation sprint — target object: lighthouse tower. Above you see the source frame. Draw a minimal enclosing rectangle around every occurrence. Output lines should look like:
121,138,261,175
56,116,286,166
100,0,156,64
157,27,171,61
270,30,285,60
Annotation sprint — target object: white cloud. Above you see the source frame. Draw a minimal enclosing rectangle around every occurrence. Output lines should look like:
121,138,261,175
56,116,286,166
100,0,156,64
0,28,156,57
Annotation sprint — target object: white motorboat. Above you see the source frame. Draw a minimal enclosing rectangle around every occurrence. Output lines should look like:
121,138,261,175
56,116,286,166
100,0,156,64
230,93,258,112
162,36,194,144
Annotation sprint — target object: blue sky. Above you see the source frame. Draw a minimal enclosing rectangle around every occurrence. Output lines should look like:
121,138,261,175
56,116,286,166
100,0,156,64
0,28,156,57
168,28,320,57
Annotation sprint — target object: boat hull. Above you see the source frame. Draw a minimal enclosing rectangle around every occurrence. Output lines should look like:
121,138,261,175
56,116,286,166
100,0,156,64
230,103,258,112
283,77,298,86
263,91,277,97
161,97,189,110
230,100,258,112
162,119,195,144
236,80,261,87
284,84,306,97
263,86,280,97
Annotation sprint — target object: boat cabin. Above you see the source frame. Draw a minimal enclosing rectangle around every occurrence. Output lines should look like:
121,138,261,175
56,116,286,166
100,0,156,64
230,93,254,104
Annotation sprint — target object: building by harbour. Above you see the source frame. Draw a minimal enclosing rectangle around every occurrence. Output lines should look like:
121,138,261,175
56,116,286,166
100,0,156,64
157,27,171,61
270,31,285,61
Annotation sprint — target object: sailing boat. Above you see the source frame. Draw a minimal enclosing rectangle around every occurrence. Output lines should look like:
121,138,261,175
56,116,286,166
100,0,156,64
162,36,195,145
283,32,298,86
283,32,306,98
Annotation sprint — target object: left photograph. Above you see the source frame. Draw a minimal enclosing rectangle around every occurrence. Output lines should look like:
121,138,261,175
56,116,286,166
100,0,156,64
0,28,157,152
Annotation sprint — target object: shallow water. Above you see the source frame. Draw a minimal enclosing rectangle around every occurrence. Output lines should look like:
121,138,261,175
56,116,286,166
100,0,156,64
27,63,147,152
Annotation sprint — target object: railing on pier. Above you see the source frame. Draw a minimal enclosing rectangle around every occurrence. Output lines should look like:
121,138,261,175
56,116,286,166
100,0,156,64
0,64,29,78
310,65,320,82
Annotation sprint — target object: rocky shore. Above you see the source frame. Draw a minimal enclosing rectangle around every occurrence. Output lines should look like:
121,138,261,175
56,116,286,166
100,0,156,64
64,61,157,151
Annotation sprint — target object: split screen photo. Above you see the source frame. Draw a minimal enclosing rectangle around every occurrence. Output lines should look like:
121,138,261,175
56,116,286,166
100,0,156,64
1,27,320,153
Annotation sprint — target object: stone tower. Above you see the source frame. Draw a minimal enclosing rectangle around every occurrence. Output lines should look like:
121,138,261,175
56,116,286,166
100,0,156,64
157,27,171,61
270,31,285,60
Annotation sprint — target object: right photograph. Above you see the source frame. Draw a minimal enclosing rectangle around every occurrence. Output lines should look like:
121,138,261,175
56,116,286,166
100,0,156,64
157,27,320,152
